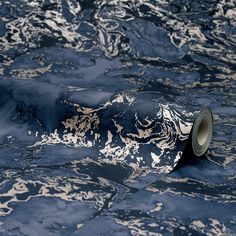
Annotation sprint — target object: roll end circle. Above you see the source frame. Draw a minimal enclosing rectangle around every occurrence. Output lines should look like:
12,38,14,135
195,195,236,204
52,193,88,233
192,107,213,157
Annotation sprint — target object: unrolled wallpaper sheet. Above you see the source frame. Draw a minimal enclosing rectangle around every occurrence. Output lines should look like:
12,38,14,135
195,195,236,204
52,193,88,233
0,76,212,230
0,0,236,235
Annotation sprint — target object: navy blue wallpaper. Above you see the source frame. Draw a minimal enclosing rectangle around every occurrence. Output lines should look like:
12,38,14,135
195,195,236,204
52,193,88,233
0,0,235,235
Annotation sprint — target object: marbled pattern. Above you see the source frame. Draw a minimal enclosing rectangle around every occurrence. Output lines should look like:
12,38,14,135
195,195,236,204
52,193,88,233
0,0,235,235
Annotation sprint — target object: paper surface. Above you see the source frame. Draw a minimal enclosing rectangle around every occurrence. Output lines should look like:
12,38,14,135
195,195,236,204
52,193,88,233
0,0,235,235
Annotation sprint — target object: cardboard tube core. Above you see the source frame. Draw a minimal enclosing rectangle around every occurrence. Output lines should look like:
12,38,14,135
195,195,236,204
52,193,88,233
192,107,213,157
197,118,209,146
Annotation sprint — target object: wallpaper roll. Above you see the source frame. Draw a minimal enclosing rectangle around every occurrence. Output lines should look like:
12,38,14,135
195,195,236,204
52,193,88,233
171,106,213,171
189,107,213,157
0,81,213,174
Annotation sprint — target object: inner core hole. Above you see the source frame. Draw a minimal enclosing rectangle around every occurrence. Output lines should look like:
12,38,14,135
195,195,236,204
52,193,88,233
197,119,209,146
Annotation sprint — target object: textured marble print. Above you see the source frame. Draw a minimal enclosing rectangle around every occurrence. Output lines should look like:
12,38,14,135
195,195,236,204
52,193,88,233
0,0,236,235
